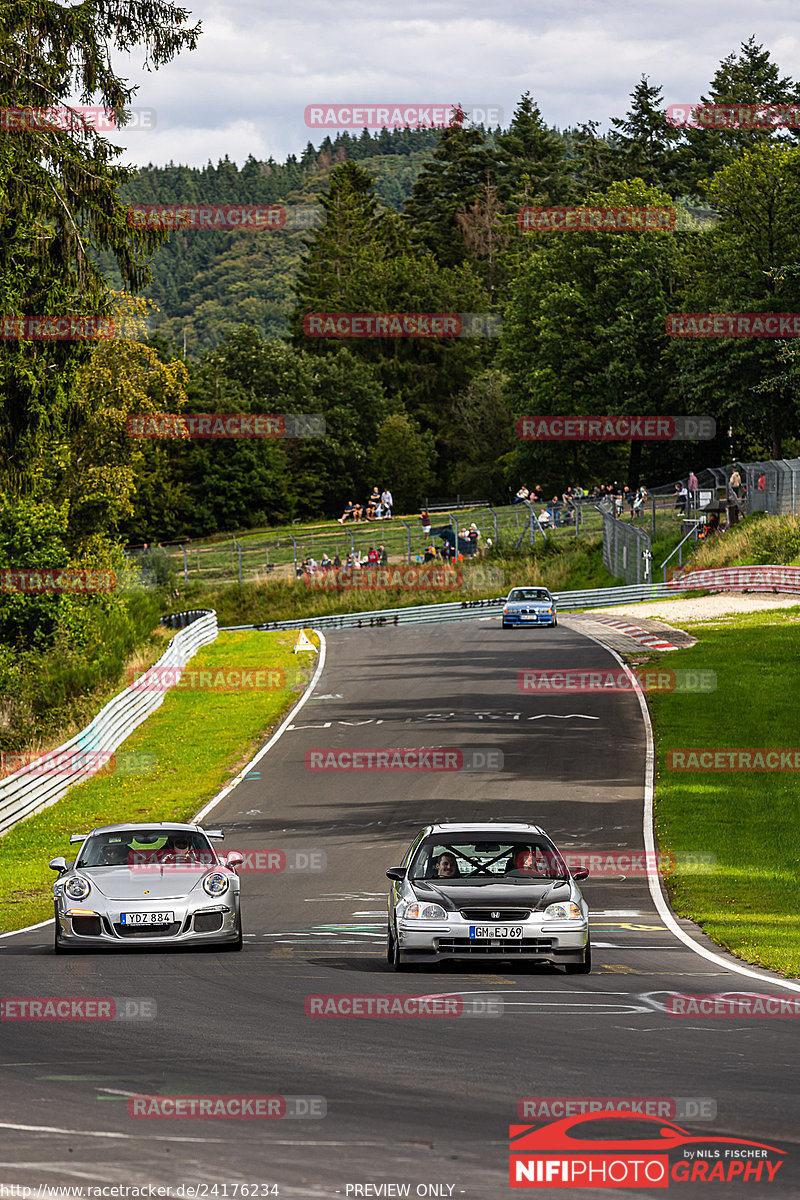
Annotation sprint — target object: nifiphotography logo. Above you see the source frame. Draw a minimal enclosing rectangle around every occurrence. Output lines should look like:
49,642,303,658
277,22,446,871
509,1113,785,1187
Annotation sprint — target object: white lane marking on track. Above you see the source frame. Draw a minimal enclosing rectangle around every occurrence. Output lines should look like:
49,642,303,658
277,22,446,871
527,714,600,721
0,1122,224,1142
193,633,327,824
576,625,800,994
0,918,53,937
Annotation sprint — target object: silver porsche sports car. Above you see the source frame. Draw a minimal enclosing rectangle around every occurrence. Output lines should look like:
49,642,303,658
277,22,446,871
386,821,590,972
501,587,558,628
50,823,243,952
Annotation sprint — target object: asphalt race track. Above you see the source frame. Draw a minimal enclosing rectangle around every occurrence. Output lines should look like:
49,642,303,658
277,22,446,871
2,617,798,1198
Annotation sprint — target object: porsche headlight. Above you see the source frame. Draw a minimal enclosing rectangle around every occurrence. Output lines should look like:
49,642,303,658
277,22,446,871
544,901,582,920
202,871,229,896
64,876,91,901
405,903,447,920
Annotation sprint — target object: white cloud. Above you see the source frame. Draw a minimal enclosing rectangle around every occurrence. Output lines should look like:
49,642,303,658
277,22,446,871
104,0,800,169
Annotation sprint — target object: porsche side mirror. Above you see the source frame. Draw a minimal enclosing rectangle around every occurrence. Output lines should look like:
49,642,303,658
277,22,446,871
386,867,406,882
49,857,68,873
571,867,589,881
225,852,244,872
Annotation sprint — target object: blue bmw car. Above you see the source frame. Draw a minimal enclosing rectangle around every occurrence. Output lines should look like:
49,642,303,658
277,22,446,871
501,587,558,628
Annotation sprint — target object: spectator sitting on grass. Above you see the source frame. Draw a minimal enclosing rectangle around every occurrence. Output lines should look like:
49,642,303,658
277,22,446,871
514,485,530,504
423,542,437,563
366,487,381,520
338,500,360,524
321,553,333,571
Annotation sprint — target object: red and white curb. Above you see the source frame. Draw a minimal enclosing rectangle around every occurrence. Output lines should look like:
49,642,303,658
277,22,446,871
587,615,680,651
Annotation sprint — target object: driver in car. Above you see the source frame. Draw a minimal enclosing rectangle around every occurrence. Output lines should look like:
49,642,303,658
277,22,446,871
432,852,459,878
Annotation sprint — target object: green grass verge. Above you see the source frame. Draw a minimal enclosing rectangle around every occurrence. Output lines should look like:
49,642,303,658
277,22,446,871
648,606,800,977
0,629,318,934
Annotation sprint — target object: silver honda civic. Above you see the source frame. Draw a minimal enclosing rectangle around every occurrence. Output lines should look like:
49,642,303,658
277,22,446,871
50,823,243,951
386,822,590,972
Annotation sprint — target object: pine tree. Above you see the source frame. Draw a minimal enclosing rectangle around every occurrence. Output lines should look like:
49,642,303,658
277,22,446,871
493,93,570,204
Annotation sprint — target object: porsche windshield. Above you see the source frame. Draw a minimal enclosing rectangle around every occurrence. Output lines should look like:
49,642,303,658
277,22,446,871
408,836,567,882
75,830,216,868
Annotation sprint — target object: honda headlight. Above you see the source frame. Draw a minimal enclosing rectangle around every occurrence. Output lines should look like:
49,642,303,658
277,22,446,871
64,876,91,901
405,903,447,920
544,902,582,920
202,871,229,896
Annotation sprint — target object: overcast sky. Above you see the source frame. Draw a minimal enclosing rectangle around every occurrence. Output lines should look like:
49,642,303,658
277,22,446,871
107,0,800,170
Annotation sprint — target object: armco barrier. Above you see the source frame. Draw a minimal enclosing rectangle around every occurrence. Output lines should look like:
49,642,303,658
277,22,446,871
0,610,217,836
223,567,800,636
671,565,800,593
222,583,692,634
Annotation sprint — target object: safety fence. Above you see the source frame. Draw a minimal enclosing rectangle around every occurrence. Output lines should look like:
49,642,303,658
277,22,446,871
0,610,218,837
652,457,800,519
600,505,653,585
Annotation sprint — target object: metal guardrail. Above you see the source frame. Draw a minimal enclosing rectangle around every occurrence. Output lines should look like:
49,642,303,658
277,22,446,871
0,610,218,837
221,582,692,634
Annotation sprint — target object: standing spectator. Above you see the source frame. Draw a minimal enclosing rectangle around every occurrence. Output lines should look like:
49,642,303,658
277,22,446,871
532,484,544,501
333,553,341,568
380,487,393,518
729,468,742,497
675,484,688,516
632,486,648,519
378,543,388,566
758,472,766,491
420,509,431,536
367,544,379,564
687,470,699,513
467,523,480,553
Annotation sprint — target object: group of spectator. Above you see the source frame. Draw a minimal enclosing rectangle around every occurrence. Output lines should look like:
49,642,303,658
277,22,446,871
339,487,393,523
297,545,390,576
